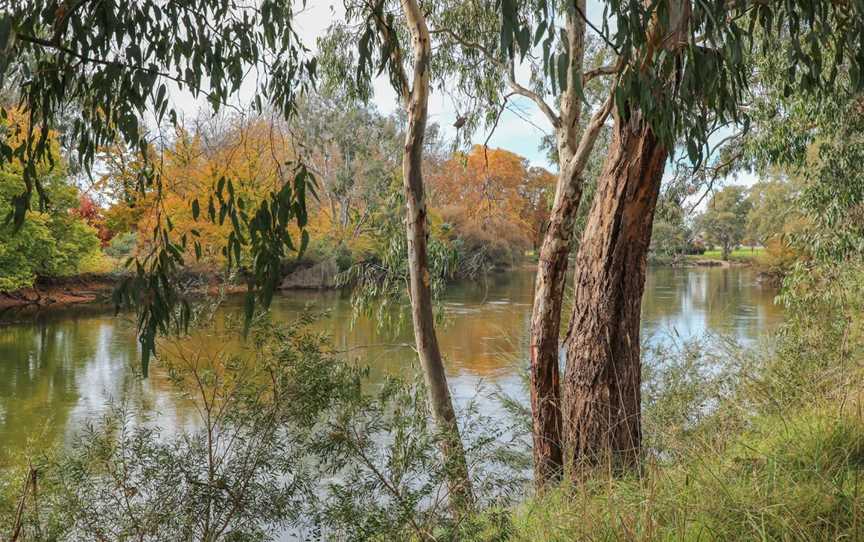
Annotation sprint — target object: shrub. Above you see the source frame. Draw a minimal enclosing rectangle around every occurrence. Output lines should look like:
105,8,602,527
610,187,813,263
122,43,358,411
1,313,530,541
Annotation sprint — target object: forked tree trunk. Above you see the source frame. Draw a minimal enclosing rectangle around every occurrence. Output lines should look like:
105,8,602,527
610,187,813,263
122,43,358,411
529,96,614,485
528,97,612,483
562,111,667,470
398,0,474,512
441,0,616,486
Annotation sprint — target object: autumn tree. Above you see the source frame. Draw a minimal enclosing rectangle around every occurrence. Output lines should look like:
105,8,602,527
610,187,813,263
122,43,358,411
1,0,315,367
0,113,99,291
431,146,554,266
100,113,300,268
522,166,557,250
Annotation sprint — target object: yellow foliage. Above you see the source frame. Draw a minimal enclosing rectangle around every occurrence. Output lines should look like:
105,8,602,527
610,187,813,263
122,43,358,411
430,145,554,251
106,116,298,264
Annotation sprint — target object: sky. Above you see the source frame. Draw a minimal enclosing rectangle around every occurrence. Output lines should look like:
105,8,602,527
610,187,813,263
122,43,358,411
296,2,557,167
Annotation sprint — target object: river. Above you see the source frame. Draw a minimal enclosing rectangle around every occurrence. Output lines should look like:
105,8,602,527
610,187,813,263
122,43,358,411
0,266,783,464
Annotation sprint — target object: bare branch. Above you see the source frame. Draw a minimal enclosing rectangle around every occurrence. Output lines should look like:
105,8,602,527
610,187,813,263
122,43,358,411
583,64,620,83
430,28,502,69
506,67,561,128
433,27,561,128
572,3,621,56
483,92,514,166
686,151,743,214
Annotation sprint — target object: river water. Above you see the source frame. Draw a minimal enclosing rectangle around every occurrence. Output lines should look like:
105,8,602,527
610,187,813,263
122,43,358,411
0,266,783,463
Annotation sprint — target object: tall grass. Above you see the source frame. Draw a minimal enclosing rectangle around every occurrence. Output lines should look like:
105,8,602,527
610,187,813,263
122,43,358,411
502,263,864,541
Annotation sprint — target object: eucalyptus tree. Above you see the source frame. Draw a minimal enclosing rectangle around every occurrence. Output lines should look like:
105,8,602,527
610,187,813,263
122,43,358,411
558,1,864,471
320,0,476,512
489,0,864,474
743,34,864,264
745,177,800,250
417,0,620,484
0,0,315,369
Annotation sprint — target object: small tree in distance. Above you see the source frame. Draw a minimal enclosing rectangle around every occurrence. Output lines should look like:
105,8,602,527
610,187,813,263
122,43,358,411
699,185,753,261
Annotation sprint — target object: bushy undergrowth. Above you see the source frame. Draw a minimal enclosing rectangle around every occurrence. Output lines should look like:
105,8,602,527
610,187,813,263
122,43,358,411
504,262,864,542
0,312,529,541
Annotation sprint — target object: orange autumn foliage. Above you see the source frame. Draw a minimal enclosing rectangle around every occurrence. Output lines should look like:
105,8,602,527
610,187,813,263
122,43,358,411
430,145,554,254
107,115,298,265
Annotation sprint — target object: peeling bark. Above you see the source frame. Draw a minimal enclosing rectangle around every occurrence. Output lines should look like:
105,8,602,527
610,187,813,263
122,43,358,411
528,59,616,487
562,111,667,471
528,171,577,483
527,0,587,485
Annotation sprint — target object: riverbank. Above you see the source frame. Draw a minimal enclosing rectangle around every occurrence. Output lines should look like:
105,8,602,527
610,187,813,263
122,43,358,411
0,274,117,310
686,247,765,264
500,264,863,541
648,247,766,268
0,252,528,312
0,264,850,540
0,258,347,311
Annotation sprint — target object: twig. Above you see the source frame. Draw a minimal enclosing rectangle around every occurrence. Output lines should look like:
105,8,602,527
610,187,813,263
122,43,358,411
10,465,38,542
483,93,514,167
572,3,621,56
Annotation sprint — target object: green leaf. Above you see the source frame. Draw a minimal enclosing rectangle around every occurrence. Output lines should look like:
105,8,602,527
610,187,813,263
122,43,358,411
556,51,569,94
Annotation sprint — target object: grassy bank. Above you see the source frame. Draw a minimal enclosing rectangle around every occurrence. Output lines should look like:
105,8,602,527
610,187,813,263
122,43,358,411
500,264,864,541
508,396,864,540
648,248,766,266
686,247,766,263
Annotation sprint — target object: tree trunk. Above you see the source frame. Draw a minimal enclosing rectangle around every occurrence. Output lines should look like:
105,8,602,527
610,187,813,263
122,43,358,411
399,0,474,512
527,0,589,486
528,165,580,483
528,94,614,485
562,112,667,471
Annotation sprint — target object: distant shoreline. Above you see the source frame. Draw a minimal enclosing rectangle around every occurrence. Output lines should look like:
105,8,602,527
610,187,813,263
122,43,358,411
0,274,118,310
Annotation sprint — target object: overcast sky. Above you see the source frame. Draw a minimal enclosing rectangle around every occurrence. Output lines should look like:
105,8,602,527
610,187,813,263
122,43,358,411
299,2,559,168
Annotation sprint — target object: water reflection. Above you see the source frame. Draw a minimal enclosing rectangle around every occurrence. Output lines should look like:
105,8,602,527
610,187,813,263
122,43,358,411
0,266,782,463
641,267,783,344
